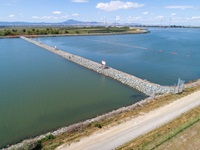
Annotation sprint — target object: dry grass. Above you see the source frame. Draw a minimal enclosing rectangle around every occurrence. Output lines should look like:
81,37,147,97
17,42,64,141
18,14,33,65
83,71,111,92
117,88,200,150
39,84,200,149
117,106,200,150
156,120,200,150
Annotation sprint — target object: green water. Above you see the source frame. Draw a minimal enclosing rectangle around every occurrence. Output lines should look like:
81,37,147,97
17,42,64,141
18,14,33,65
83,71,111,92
0,38,146,148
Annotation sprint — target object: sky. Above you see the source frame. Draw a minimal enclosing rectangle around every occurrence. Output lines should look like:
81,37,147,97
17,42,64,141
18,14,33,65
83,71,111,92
0,0,200,26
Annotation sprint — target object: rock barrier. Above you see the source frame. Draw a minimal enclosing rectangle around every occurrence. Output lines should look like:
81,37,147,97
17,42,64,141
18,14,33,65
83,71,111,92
21,36,174,96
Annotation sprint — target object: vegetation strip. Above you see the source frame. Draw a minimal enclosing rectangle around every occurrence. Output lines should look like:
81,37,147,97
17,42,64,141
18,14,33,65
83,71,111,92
117,87,200,150
0,26,149,38
153,116,200,149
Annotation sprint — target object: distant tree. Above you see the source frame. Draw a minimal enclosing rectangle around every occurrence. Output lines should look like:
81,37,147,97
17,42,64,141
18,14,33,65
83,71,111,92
54,29,59,34
40,30,47,35
64,30,69,34
36,29,40,34
27,30,33,35
12,29,17,33
76,30,80,34
22,29,26,33
3,29,12,36
106,28,110,33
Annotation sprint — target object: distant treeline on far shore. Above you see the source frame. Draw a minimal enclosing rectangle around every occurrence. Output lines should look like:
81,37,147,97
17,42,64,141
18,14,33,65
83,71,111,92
0,26,148,37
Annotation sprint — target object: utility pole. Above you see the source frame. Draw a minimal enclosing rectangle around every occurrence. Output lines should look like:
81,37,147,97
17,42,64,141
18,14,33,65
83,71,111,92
177,78,185,93
169,18,172,28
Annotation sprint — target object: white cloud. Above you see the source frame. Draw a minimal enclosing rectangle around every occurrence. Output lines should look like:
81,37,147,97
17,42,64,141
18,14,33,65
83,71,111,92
96,1,144,11
115,16,121,21
32,16,39,19
42,16,58,19
61,15,69,19
52,11,62,15
171,13,176,16
72,0,88,2
142,12,149,15
191,16,200,20
171,17,191,23
166,5,194,9
32,16,58,20
155,16,164,19
9,14,15,18
127,16,142,22
72,13,79,16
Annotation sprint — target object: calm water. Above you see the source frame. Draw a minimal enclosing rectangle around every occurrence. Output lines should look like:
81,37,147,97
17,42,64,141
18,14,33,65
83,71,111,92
38,28,200,85
0,39,146,148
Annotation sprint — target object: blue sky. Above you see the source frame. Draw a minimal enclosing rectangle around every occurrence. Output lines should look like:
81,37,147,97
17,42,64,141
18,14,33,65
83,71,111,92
0,0,200,26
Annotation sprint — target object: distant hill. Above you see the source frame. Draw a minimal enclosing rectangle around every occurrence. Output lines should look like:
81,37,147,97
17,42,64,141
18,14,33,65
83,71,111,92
0,19,102,26
0,21,54,26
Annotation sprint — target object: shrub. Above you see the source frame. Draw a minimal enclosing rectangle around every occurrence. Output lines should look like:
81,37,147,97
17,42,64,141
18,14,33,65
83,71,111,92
93,122,102,128
19,140,42,150
43,134,55,141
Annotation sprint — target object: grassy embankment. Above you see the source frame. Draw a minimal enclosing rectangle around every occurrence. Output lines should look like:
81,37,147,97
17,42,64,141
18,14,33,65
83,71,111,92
16,81,200,150
0,26,148,37
117,86,200,150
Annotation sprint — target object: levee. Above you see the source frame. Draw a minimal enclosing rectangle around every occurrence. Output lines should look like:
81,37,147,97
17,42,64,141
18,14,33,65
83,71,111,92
21,36,174,96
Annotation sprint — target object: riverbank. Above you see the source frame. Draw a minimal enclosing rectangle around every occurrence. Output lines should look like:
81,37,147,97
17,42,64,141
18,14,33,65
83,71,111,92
5,79,200,150
118,89,200,149
0,30,149,39
59,89,200,150
0,27,149,38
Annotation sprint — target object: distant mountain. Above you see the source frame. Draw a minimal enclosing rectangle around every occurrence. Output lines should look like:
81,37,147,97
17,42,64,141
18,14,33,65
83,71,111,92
62,19,101,26
62,19,82,24
0,21,54,26
0,19,102,26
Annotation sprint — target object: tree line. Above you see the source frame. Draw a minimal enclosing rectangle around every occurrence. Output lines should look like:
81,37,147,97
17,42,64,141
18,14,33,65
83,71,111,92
0,27,68,36
0,26,131,36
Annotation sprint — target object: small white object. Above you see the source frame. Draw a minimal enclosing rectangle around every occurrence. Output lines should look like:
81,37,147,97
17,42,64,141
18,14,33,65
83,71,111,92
102,60,106,66
102,60,106,68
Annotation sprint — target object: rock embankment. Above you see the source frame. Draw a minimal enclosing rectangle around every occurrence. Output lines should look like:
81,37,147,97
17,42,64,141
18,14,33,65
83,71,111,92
21,36,174,96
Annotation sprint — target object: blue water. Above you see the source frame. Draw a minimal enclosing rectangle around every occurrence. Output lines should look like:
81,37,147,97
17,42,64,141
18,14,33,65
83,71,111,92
38,28,200,85
0,38,146,148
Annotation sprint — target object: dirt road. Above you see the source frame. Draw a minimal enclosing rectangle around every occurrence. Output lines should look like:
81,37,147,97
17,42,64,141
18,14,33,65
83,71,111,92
57,91,200,150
